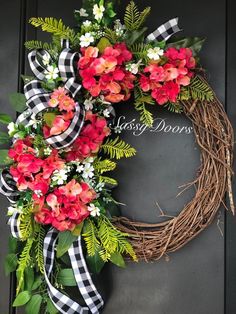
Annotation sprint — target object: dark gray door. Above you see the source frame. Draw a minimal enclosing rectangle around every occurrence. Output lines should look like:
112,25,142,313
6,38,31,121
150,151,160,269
0,0,235,313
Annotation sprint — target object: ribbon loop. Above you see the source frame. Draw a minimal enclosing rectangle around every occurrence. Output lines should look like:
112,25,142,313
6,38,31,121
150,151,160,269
58,48,82,97
0,170,19,203
28,50,51,81
146,17,181,42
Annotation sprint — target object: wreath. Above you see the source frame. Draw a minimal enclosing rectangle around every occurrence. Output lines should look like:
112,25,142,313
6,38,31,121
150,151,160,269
0,1,234,313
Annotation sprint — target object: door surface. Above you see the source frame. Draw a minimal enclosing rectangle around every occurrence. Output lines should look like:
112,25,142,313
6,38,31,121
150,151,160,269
0,1,236,313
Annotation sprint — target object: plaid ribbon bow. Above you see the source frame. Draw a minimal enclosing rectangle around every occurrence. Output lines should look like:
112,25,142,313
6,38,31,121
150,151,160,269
146,17,181,42
16,46,85,149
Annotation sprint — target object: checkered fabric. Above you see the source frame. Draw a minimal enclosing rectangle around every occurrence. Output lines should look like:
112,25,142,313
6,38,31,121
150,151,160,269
17,48,85,149
28,50,51,81
8,211,21,239
58,48,82,98
68,237,104,314
44,228,103,314
0,169,19,203
46,102,85,149
146,17,181,42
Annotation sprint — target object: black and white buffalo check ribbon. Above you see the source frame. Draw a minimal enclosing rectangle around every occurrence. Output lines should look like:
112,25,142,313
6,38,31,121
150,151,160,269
146,17,181,42
44,228,104,314
16,46,85,149
0,170,21,238
0,169,19,203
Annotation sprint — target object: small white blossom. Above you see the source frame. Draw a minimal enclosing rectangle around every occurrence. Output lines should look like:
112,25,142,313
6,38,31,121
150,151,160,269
95,182,105,192
126,60,142,75
75,8,88,17
80,33,94,47
82,163,94,179
7,205,22,216
35,190,43,197
103,109,110,118
99,95,111,105
26,113,39,129
42,54,51,66
52,169,68,185
147,47,164,61
76,164,84,173
88,203,100,217
83,157,94,164
93,4,105,21
83,20,92,27
34,147,40,157
7,122,17,136
45,65,59,80
7,206,16,216
44,147,52,156
84,98,95,111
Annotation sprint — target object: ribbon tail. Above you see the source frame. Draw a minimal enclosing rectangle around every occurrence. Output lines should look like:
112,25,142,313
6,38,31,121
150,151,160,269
146,17,181,43
68,237,104,314
44,228,99,314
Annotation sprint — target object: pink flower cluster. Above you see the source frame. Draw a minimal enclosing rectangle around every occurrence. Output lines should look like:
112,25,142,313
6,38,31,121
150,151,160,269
139,47,196,105
78,44,136,103
66,111,110,161
9,137,63,193
43,87,75,138
8,137,97,231
35,179,96,231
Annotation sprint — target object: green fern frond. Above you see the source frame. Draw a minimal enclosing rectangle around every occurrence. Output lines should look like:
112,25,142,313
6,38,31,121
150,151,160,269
187,75,214,102
98,215,137,262
24,40,55,53
101,137,136,159
82,219,101,257
35,225,45,274
130,43,149,61
29,17,75,42
134,6,151,30
124,1,150,31
134,88,155,126
94,159,117,174
19,213,33,241
98,216,118,254
104,27,119,43
165,102,183,113
99,248,111,262
134,102,153,127
16,238,34,294
99,176,118,186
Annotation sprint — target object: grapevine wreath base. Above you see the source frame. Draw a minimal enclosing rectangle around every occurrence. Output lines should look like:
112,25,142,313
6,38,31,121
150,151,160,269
114,79,235,261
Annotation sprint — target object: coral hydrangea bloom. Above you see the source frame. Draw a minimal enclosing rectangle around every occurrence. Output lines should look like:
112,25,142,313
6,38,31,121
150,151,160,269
34,179,97,231
78,43,135,103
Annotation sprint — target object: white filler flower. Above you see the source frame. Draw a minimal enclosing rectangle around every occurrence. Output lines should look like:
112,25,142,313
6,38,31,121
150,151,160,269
93,4,105,21
88,204,101,217
83,20,92,27
84,98,95,111
147,47,164,60
80,33,94,47
42,54,51,66
45,65,59,80
52,169,68,185
103,109,110,118
82,163,94,179
75,8,88,17
26,113,39,129
7,122,17,136
44,147,52,156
